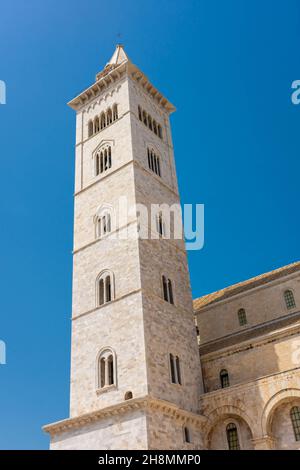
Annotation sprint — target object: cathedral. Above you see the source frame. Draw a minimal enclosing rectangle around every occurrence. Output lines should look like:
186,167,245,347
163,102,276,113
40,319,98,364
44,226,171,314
43,46,300,450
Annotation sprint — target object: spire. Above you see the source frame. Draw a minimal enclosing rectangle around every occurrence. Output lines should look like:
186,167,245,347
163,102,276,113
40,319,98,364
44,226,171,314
106,44,129,67
95,44,129,81
68,45,175,113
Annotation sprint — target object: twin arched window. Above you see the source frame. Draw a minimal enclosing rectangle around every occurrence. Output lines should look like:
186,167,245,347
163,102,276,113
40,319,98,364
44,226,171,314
88,104,118,138
97,271,114,306
238,308,247,326
162,275,174,304
138,105,163,140
284,289,296,310
220,369,230,388
226,423,240,450
291,406,300,441
95,145,112,176
147,148,161,176
97,348,116,390
169,353,181,385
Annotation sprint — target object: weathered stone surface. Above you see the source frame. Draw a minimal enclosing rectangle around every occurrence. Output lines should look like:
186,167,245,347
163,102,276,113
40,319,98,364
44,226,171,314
44,45,300,451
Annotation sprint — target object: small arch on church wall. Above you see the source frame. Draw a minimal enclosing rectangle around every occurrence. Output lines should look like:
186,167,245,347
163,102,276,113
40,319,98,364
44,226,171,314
261,388,300,437
203,404,255,449
205,411,254,450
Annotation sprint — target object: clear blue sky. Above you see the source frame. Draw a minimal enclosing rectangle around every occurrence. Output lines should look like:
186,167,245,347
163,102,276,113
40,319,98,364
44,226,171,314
0,0,300,449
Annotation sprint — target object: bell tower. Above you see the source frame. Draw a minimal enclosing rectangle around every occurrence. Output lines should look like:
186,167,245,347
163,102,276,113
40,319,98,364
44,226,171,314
44,45,204,450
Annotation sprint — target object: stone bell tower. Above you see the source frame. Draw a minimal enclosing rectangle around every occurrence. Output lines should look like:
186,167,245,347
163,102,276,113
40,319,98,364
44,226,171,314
44,45,204,450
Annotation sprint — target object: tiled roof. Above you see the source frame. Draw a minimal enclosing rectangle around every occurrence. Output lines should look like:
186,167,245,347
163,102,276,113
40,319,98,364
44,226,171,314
193,261,300,312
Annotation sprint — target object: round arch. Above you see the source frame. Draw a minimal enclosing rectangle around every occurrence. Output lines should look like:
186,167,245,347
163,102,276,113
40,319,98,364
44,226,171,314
203,404,255,449
261,388,300,436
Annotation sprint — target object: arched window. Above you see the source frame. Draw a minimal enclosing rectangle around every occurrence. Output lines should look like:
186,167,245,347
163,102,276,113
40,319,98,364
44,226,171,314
113,104,118,121
157,124,162,139
153,120,157,135
284,289,296,310
238,308,247,326
226,423,240,450
220,369,229,388
107,108,113,125
143,110,148,126
148,115,153,131
97,271,114,306
162,275,174,304
290,406,300,441
169,353,181,385
100,112,106,130
183,426,191,443
138,105,142,121
97,348,116,390
88,120,93,137
94,116,100,133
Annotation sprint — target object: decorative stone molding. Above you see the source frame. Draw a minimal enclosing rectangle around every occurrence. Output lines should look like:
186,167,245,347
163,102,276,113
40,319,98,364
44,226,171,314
68,60,175,114
199,367,300,401
43,396,207,437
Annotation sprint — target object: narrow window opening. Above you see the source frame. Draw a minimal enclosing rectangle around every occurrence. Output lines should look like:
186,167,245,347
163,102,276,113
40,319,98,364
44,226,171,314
226,423,240,450
184,427,191,443
168,279,174,305
220,369,229,388
238,308,247,326
138,106,142,121
170,353,176,383
107,108,112,125
162,275,168,301
88,120,93,137
176,356,181,384
99,279,104,305
284,290,296,309
143,110,147,126
291,406,300,441
100,358,106,388
113,104,118,121
94,116,100,133
105,275,111,302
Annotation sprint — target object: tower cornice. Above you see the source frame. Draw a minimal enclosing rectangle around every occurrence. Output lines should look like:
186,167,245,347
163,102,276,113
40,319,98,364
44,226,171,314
68,46,175,114
43,396,206,437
